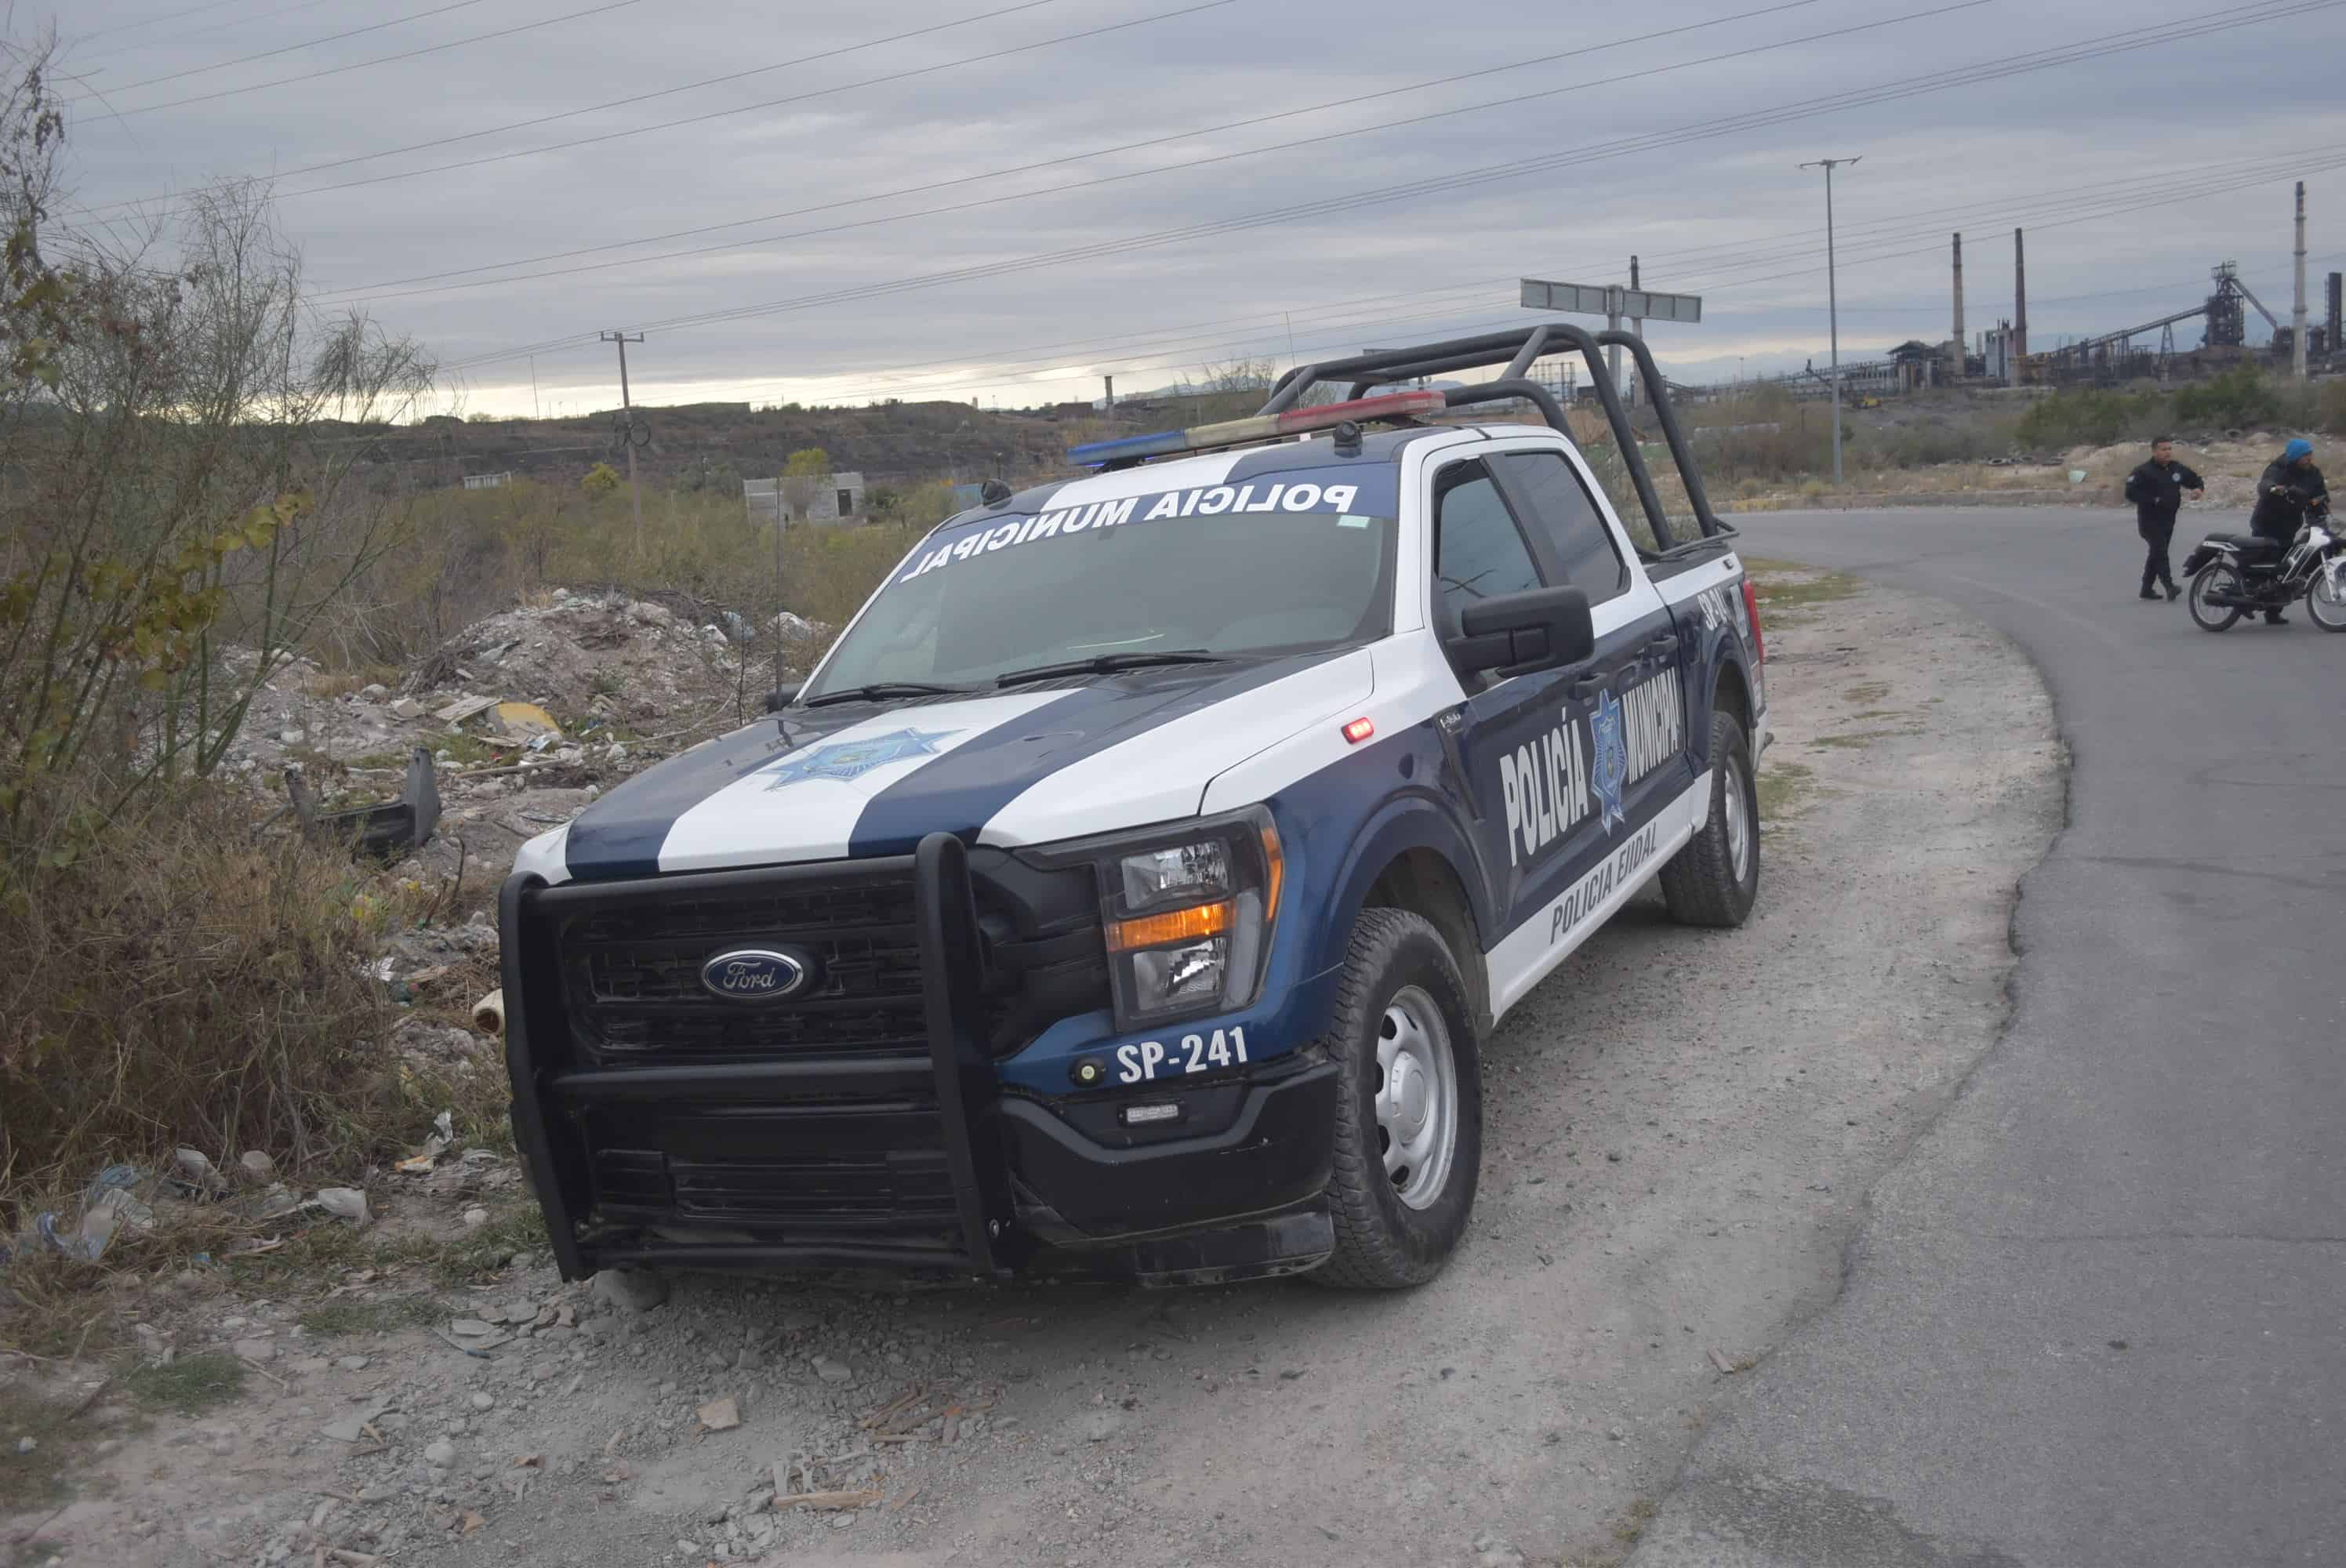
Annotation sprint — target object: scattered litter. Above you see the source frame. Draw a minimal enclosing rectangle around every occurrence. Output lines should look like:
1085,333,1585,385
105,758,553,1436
321,1401,392,1443
434,695,500,727
473,988,507,1035
697,1396,742,1432
449,1319,496,1338
310,1188,371,1225
287,746,441,860
396,1111,457,1174
1708,1347,1741,1374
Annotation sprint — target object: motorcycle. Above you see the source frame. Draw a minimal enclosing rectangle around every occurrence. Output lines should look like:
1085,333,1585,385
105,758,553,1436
2179,499,2346,633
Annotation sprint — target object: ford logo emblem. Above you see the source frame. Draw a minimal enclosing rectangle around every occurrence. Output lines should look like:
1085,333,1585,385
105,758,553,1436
698,948,811,1002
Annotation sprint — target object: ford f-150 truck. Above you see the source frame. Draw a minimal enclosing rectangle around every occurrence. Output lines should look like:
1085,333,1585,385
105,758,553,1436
501,326,1767,1290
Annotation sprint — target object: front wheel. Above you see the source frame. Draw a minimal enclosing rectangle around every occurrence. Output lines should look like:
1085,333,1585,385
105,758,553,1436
1311,908,1483,1290
2188,562,2246,632
2306,561,2346,633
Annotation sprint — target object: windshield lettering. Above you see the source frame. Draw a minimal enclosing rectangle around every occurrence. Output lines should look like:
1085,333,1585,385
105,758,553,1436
899,482,1364,586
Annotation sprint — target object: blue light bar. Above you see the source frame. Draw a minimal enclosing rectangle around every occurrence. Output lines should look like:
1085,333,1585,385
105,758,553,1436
1067,430,1192,466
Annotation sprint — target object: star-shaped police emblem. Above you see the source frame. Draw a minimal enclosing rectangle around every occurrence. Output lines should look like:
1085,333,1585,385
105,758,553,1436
1590,689,1629,834
761,727,958,789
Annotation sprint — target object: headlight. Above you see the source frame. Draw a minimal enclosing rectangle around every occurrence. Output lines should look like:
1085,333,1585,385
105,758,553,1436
1022,807,1284,1029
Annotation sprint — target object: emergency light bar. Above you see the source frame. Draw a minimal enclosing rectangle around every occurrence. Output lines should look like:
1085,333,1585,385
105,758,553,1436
1068,389,1446,467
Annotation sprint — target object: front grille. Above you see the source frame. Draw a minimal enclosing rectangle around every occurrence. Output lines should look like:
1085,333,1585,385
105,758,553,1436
551,867,924,1063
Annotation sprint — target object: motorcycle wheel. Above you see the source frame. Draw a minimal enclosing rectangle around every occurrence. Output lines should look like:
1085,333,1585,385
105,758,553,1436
2188,562,2245,633
2307,563,2346,633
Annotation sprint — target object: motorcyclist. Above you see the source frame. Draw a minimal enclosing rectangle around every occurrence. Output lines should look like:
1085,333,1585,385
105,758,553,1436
2247,438,2328,626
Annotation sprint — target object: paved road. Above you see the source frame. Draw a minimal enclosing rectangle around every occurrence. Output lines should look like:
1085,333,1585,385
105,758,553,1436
1636,506,2346,1568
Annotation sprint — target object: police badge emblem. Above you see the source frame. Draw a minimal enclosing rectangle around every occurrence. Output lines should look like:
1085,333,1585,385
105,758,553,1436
761,728,958,789
1590,690,1629,833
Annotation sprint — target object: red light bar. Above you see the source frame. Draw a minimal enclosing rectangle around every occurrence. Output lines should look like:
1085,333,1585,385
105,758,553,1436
1342,717,1376,744
1272,389,1447,436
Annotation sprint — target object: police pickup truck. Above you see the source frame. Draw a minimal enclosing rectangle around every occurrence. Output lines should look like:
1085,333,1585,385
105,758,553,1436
501,327,1767,1290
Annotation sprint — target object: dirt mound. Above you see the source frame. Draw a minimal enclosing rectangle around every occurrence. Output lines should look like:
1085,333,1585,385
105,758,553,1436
408,589,746,725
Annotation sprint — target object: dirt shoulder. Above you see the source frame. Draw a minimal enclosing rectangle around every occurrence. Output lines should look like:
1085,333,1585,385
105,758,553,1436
1,570,2061,1568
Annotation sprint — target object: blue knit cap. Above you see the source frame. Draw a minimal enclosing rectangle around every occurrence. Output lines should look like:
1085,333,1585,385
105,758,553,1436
2284,437,2314,463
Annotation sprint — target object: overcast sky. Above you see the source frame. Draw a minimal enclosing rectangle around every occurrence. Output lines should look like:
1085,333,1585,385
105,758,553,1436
45,0,2346,418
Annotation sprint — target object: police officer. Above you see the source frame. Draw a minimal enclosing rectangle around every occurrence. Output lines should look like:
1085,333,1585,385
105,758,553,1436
2122,436,2204,601
2249,438,2329,626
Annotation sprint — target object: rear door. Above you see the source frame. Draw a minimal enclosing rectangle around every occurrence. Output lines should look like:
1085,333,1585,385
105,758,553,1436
1487,445,1694,839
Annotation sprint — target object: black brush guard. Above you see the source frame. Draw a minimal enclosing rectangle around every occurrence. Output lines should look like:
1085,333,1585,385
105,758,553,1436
502,832,1018,1279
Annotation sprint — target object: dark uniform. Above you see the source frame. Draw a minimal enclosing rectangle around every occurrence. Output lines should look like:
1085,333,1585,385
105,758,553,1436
2246,450,2326,626
2250,456,2328,544
2123,455,2204,597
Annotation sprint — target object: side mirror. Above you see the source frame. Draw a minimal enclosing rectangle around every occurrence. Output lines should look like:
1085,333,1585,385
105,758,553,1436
1453,585,1594,677
763,684,801,713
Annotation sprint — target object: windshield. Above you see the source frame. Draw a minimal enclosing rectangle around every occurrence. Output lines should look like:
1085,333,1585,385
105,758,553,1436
805,463,1400,696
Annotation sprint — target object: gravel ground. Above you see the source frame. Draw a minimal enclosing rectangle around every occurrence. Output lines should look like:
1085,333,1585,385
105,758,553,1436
6,572,2061,1568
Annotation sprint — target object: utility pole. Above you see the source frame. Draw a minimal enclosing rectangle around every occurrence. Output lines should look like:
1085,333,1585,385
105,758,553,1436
530,355,541,420
1799,156,1861,486
2293,180,2309,380
600,329,646,544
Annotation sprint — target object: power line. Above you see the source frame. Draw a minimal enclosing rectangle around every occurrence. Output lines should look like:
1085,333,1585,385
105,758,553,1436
71,0,343,65
67,0,493,99
317,0,1838,299
71,0,263,47
330,0,1978,306
441,0,2341,373
554,138,2341,406
84,0,651,119
608,151,2346,410
71,0,1165,214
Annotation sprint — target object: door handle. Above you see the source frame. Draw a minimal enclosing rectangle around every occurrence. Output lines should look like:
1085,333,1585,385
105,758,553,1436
1567,674,1605,702
1643,633,1682,659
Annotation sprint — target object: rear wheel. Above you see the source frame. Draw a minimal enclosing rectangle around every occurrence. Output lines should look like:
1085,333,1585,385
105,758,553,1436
2188,562,2245,633
1661,708,1760,928
1312,908,1482,1290
2307,561,2346,633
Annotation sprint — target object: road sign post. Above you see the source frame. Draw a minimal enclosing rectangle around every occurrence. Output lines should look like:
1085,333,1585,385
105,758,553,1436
1520,278,1701,405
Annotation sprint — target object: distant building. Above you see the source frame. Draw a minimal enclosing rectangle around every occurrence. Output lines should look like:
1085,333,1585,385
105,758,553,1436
743,470,866,527
463,471,513,490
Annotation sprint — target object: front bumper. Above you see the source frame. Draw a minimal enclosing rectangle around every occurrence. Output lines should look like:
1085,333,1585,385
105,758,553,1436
503,833,1335,1283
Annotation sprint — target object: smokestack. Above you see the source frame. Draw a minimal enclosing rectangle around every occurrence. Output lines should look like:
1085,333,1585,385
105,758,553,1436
2012,227,2028,378
1951,232,1965,376
2329,270,2342,358
2293,182,2309,380
1103,374,1115,412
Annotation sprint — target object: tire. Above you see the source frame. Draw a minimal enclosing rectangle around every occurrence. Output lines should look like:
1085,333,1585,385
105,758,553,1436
1660,706,1760,928
2307,562,2346,633
2188,561,2245,632
1309,908,1483,1290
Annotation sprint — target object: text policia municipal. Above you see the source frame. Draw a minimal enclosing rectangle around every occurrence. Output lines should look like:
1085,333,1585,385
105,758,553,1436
1502,671,1685,869
896,483,1367,584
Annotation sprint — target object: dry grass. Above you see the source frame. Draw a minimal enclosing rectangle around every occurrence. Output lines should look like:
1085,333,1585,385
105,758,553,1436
0,789,398,1196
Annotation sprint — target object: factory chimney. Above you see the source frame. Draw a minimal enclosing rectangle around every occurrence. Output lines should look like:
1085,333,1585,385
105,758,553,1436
2329,270,2342,358
2293,182,2309,380
2011,227,2028,381
1951,233,1965,379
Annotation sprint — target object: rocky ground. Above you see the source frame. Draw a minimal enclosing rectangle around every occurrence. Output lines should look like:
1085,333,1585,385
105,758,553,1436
216,590,833,898
0,568,2064,1568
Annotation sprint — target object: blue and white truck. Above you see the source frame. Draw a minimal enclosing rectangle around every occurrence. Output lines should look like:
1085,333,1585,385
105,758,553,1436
502,327,1767,1289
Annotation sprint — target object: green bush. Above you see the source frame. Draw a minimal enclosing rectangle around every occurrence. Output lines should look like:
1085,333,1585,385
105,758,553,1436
2173,365,2284,430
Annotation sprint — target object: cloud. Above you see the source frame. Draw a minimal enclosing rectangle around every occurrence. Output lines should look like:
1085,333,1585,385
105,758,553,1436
51,0,2346,416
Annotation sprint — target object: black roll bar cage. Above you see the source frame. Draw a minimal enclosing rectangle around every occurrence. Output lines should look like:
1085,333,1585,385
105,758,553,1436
1257,325,1729,551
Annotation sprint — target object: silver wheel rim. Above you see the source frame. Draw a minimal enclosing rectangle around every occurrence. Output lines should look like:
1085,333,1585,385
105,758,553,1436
2192,568,2239,626
2314,570,2346,621
1374,985,1458,1212
1723,752,1752,884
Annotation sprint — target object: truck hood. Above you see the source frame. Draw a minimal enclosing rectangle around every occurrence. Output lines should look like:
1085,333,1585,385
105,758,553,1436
541,648,1375,883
